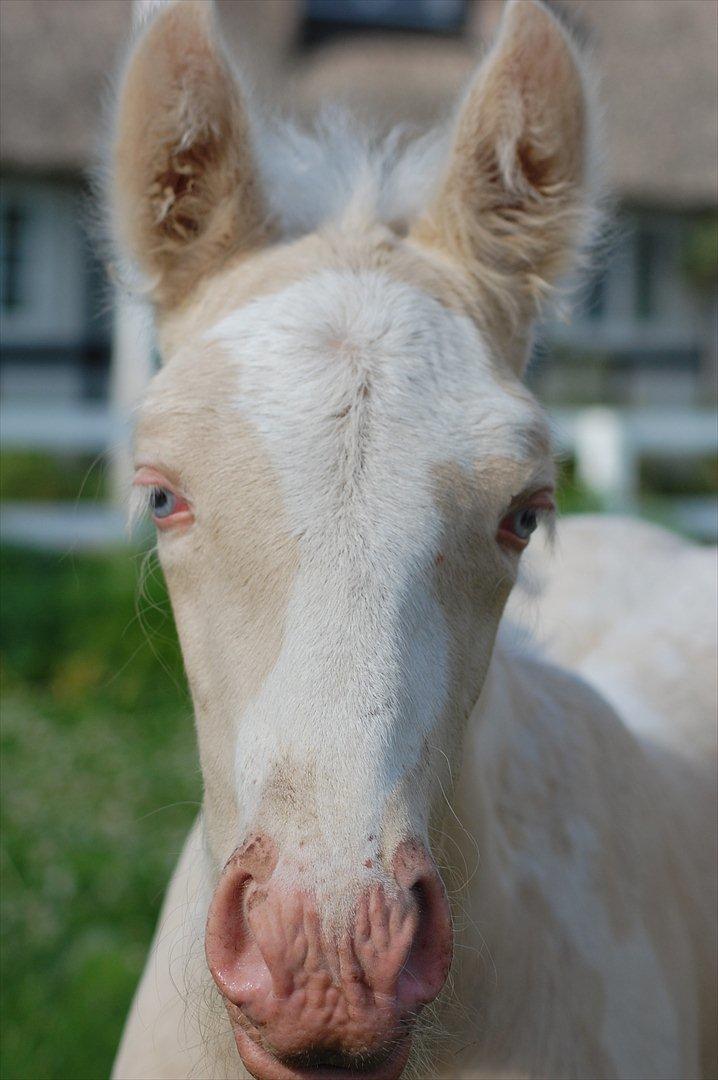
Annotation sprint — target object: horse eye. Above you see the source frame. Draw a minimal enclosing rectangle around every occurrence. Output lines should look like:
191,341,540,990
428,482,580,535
513,508,538,539
497,502,546,551
150,486,177,519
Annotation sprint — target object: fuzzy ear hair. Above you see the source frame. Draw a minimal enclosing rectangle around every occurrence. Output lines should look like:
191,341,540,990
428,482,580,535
412,0,597,366
110,0,268,310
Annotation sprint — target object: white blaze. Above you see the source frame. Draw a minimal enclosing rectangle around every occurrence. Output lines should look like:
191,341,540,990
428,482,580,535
208,270,534,904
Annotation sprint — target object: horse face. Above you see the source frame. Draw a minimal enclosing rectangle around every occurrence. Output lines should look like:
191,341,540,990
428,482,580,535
134,255,554,1071
112,2,591,1074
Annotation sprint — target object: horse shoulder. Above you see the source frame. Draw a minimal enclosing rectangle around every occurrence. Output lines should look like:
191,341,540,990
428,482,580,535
511,514,718,766
445,649,712,1079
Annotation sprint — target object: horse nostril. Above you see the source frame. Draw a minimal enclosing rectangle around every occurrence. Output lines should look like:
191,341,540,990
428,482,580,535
410,878,428,913
394,844,454,1011
205,836,280,1009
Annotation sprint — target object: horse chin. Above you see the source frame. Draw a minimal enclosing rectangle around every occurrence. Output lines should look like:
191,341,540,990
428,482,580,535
226,1003,415,1080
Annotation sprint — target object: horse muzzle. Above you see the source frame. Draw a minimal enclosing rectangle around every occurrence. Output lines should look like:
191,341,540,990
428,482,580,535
205,836,453,1080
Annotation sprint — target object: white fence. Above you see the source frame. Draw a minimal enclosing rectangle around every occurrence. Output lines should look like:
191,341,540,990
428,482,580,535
0,403,123,453
554,406,717,503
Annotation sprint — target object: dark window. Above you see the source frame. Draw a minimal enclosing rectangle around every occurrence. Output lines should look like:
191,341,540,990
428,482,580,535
634,228,659,320
0,204,27,311
584,268,607,321
304,0,467,44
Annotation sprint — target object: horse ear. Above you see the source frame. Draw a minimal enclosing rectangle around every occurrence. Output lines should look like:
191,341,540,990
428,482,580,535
412,0,595,366
110,0,268,310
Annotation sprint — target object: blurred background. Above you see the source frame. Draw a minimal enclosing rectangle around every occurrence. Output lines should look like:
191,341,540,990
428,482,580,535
0,1,716,1077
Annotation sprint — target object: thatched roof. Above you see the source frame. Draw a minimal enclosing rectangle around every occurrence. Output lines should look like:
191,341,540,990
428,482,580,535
0,0,129,173
1,0,716,206
572,0,718,206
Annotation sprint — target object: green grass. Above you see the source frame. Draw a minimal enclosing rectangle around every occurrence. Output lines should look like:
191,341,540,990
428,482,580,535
0,451,109,503
0,547,200,1080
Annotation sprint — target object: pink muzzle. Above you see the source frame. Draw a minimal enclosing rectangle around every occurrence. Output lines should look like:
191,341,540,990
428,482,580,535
205,836,453,1080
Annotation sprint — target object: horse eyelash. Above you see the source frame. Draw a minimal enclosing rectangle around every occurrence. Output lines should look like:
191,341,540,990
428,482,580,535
126,484,157,534
541,508,557,545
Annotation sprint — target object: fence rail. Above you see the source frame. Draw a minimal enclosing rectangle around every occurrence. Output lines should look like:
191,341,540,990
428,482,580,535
0,403,123,453
553,406,718,510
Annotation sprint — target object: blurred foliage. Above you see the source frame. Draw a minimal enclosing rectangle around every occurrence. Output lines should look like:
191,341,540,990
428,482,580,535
640,454,718,497
555,461,605,515
0,450,109,503
683,213,718,287
0,547,199,1080
558,452,717,504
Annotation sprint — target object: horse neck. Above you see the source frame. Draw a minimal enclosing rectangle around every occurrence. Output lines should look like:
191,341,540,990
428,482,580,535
441,637,626,957
439,643,531,929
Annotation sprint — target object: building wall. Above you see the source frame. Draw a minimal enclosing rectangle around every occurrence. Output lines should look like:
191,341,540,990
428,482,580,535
0,0,715,409
535,209,714,407
0,175,111,402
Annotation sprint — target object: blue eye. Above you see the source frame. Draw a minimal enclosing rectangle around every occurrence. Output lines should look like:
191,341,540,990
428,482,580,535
498,490,554,550
513,507,538,540
150,486,177,519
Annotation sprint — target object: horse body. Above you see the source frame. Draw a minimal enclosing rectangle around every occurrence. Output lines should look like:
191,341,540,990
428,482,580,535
514,515,718,763
106,1,717,1077
114,531,717,1078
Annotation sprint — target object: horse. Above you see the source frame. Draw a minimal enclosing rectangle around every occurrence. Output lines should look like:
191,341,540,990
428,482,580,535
108,1,717,1077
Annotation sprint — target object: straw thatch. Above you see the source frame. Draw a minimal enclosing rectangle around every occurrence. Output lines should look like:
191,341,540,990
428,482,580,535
1,0,715,206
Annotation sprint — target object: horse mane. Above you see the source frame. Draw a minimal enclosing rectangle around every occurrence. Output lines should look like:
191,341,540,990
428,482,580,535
254,109,449,240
